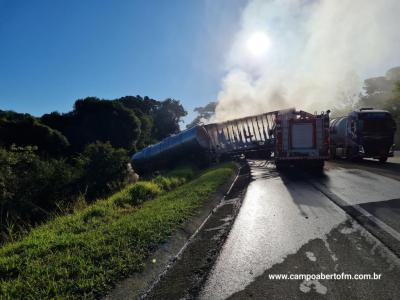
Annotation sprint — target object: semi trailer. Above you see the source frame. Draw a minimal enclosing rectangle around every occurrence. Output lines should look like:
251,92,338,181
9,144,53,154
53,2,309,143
132,108,330,173
330,108,396,162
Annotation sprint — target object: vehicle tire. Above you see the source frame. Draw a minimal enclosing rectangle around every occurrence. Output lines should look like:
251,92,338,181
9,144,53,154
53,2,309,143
379,156,388,163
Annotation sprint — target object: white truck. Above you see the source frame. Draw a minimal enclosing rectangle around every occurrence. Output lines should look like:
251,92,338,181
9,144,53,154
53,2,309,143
273,109,330,171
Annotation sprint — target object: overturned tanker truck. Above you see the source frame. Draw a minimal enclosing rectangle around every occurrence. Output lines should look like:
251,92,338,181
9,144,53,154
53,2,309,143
132,108,330,173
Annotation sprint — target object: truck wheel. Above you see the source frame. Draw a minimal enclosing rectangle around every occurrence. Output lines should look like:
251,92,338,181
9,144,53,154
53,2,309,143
379,156,388,163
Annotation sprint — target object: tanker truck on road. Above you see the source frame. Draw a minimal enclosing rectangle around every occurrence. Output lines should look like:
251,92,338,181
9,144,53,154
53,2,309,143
330,108,396,162
132,108,331,173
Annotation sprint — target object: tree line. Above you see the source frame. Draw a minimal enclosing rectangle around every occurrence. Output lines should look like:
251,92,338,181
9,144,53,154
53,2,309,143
0,96,186,240
348,67,400,147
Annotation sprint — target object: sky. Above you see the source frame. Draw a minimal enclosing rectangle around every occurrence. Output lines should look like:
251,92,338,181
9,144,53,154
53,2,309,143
1,0,400,125
0,0,245,124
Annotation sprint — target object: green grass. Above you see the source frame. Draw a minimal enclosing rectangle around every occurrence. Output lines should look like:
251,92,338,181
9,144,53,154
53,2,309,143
152,175,186,192
113,181,162,207
164,165,195,180
0,162,236,299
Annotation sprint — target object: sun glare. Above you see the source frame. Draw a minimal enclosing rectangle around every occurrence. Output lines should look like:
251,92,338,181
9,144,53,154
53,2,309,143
246,31,271,57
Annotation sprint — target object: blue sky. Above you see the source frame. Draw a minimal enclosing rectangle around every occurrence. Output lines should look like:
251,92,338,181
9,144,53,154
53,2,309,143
0,0,246,124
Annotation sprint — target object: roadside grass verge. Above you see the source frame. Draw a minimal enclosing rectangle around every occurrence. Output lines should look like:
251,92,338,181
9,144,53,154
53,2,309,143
0,162,236,299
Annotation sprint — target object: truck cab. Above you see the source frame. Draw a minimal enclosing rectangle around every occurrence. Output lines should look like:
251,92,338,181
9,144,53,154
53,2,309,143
330,108,396,162
353,109,396,162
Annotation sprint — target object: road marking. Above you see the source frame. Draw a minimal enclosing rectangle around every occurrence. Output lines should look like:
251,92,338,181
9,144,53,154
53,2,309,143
308,180,400,243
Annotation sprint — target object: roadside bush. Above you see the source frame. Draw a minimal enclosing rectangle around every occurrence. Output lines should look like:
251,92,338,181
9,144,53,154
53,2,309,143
153,176,185,191
128,181,162,203
113,173,189,208
77,141,130,200
0,162,237,299
0,142,133,243
0,146,78,230
114,182,162,207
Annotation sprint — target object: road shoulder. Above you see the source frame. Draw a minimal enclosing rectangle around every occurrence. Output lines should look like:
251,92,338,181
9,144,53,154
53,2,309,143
105,163,249,299
143,164,251,299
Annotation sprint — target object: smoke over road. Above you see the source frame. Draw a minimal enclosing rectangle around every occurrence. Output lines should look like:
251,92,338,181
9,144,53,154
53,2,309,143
214,0,400,121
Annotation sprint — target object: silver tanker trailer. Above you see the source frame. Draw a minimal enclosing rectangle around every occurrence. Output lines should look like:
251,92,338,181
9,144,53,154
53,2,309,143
132,125,212,173
330,108,396,162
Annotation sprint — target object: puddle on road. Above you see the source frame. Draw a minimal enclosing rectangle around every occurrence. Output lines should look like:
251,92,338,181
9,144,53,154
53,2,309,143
199,165,349,300
199,163,400,300
225,220,400,299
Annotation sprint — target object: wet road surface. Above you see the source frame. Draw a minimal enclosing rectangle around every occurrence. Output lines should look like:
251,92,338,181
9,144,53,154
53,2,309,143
199,160,400,299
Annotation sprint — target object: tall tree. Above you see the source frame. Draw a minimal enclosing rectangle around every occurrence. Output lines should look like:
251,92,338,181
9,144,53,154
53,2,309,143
383,82,400,147
117,95,158,115
42,98,141,153
357,67,400,109
0,111,69,157
186,101,217,128
115,96,157,149
152,98,187,140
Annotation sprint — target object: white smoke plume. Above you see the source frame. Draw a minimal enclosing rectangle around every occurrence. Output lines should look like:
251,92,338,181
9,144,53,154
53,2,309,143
214,0,400,121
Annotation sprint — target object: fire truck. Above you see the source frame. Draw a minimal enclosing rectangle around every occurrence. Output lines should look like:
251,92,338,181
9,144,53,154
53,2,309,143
273,109,330,171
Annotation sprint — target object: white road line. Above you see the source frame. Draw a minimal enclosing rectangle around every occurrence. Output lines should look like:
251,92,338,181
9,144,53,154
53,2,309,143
309,180,400,243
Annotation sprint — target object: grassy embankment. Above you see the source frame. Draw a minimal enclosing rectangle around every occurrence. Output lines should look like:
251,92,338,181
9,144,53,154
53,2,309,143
0,162,236,299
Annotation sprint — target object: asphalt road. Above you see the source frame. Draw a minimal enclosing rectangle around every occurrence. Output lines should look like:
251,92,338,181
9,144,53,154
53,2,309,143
199,159,400,299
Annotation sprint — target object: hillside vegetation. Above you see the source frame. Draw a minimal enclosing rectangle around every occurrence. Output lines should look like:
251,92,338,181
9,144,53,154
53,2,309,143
0,163,236,299
0,96,187,240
